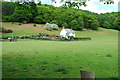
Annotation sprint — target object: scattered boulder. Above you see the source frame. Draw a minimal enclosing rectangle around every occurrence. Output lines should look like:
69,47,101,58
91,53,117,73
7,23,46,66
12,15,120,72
33,24,37,27
18,23,22,25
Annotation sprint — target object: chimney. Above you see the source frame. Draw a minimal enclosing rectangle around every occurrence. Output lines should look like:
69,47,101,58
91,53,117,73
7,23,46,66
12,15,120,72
62,26,65,29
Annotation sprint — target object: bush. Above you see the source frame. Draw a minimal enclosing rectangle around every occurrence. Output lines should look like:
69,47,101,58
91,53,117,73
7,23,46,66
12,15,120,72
6,29,13,33
52,24,59,30
68,36,74,40
38,37,51,40
45,24,53,31
33,24,36,27
106,54,112,57
74,37,91,40
45,23,59,31
29,35,37,39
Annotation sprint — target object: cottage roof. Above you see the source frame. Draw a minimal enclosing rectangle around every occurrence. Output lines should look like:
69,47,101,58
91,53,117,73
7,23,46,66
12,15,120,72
64,29,75,33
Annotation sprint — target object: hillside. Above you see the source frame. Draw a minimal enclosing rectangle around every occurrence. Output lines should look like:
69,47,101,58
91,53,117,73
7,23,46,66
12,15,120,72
2,2,120,31
2,22,118,39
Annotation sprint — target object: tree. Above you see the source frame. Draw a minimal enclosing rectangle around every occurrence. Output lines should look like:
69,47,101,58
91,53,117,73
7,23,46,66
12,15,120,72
102,21,111,29
90,19,99,30
51,0,114,8
29,2,38,22
12,2,38,23
50,20,58,25
2,2,16,16
113,17,120,30
12,2,32,22
83,15,99,30
69,20,79,30
98,12,118,30
62,22,69,28
77,17,84,30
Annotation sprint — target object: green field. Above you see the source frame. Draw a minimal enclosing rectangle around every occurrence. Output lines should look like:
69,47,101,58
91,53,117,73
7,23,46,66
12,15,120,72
2,22,118,78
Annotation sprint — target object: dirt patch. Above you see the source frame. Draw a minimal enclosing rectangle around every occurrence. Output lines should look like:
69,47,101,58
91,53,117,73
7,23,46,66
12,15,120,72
2,22,45,31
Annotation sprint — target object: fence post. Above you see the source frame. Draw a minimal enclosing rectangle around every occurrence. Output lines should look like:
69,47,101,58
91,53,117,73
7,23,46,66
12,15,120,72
80,70,95,80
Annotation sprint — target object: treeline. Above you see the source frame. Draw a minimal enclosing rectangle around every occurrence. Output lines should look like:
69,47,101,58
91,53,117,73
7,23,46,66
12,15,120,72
2,1,120,30
98,12,120,30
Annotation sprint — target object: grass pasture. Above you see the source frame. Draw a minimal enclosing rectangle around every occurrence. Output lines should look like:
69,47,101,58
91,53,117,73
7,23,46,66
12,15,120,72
2,22,118,78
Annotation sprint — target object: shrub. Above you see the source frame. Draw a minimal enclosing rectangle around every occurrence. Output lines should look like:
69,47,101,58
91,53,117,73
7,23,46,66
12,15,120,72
6,29,13,33
60,37,67,41
33,24,36,27
74,37,91,40
52,24,59,30
18,23,22,25
106,54,112,57
45,23,59,31
29,35,37,39
38,37,51,40
68,36,74,40
45,25,53,31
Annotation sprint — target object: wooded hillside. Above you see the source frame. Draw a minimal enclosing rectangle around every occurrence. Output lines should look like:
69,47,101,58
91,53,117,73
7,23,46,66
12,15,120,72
2,1,120,30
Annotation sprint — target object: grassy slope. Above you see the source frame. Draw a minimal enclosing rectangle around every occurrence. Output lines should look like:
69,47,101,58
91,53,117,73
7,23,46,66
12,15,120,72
2,22,118,78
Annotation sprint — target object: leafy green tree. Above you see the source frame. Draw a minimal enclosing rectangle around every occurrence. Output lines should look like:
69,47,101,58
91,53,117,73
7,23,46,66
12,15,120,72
102,21,111,29
36,5,54,23
51,0,114,8
12,2,38,23
83,15,99,30
69,20,79,30
12,3,32,22
113,17,120,30
50,20,58,25
2,2,16,16
29,2,38,22
61,9,75,23
77,17,84,30
62,22,69,28
90,19,99,30
34,16,45,24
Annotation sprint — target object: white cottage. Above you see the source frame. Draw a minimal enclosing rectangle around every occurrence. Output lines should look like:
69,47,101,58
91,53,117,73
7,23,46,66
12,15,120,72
60,28,75,39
